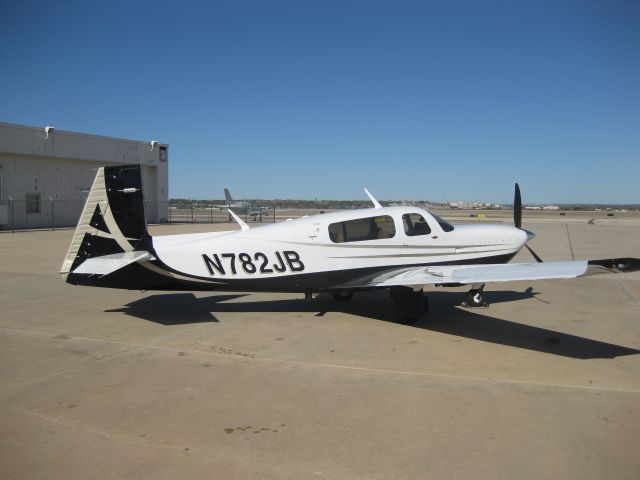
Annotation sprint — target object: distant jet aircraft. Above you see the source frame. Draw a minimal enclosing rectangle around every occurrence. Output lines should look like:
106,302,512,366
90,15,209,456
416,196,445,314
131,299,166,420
61,165,639,321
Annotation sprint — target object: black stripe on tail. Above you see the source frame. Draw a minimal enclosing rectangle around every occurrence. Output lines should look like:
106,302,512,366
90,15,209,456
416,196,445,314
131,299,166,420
104,164,148,247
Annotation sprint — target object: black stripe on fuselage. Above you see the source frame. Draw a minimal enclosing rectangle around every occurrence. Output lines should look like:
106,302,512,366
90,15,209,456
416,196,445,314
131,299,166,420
66,252,518,292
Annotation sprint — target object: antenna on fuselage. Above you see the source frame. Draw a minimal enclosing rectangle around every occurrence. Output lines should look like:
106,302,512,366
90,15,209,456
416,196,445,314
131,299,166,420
363,188,382,208
227,209,250,232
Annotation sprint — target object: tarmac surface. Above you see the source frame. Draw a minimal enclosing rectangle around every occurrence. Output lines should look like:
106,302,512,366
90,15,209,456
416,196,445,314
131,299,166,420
1,213,639,479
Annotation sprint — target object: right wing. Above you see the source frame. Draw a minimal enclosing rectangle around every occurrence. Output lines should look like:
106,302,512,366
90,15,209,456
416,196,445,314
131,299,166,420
336,258,640,289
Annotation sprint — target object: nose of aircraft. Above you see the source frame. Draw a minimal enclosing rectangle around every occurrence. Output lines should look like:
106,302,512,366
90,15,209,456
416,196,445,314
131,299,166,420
511,226,530,248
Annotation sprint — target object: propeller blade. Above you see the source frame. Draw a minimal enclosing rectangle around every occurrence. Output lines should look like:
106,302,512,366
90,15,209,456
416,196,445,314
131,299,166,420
514,183,522,229
525,244,543,263
512,183,541,262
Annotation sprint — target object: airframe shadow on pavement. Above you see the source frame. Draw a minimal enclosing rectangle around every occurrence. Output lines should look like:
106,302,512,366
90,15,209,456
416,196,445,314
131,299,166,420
106,290,640,360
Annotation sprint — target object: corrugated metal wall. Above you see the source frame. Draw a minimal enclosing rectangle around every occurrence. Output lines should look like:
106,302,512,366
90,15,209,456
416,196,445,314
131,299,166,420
0,123,168,231
0,154,160,229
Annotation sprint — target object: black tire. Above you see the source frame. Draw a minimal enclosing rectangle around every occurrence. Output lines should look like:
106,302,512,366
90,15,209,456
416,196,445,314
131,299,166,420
390,287,425,323
464,290,486,307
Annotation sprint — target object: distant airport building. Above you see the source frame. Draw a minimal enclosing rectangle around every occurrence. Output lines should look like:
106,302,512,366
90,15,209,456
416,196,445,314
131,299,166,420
0,122,168,230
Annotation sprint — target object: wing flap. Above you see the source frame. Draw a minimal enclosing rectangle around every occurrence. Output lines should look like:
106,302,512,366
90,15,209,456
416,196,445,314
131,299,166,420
72,251,155,276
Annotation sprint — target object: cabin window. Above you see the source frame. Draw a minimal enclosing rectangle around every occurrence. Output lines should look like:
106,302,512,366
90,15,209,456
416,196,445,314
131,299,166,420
403,213,431,236
328,215,396,243
431,213,455,232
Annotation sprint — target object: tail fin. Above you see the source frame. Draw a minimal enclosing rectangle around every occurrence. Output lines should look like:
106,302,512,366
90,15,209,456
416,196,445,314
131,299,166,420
61,165,150,275
224,188,233,203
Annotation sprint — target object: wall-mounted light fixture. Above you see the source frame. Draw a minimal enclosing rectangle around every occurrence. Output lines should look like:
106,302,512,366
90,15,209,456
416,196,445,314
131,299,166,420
44,126,55,139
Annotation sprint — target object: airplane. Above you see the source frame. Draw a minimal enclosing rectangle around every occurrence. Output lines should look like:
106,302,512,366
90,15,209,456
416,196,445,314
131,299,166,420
61,165,639,321
210,188,270,217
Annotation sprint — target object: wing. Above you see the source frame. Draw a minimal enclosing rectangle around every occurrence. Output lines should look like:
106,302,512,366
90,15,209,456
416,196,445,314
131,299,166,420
335,258,640,289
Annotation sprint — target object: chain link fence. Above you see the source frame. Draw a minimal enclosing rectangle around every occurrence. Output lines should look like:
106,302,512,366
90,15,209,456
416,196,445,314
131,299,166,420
0,199,288,232
166,201,279,225
0,200,85,232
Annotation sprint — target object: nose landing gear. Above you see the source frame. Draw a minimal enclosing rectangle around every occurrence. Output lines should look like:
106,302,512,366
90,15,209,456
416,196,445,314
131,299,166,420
461,284,489,308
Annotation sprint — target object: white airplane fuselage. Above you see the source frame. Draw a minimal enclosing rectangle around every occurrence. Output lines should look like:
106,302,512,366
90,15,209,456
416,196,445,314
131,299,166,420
150,206,528,290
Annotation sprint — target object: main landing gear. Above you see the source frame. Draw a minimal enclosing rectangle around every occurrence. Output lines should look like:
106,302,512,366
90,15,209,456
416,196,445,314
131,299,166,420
461,284,489,308
314,284,487,322
390,287,428,324
330,290,354,302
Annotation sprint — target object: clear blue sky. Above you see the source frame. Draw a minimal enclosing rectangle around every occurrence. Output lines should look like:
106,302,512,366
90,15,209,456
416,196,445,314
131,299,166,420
1,0,638,203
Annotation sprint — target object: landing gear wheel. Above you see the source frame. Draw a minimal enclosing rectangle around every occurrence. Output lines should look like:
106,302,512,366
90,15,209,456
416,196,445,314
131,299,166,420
390,287,426,324
331,291,354,302
461,286,489,308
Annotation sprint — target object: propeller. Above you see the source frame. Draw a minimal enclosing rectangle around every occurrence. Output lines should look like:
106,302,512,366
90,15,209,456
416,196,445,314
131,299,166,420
514,183,522,229
514,183,543,263
524,243,543,263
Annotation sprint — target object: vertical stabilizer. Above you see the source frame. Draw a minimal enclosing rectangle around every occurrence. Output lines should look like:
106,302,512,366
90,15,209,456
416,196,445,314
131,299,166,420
60,165,149,275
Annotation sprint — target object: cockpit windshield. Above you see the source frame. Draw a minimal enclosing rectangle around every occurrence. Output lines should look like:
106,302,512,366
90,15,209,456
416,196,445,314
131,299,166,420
430,213,455,232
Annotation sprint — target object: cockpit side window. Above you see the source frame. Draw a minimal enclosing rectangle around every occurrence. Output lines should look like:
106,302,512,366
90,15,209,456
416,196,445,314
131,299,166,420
402,213,431,236
431,213,455,232
328,215,396,243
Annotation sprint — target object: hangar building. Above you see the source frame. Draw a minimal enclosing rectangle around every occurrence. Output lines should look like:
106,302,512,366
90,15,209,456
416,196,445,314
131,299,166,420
0,122,168,230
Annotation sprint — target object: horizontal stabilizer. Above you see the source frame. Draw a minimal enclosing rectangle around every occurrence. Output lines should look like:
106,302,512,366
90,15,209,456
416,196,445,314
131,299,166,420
72,251,155,276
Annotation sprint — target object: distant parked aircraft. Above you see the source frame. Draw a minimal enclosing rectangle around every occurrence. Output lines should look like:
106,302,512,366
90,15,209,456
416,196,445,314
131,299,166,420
209,188,269,218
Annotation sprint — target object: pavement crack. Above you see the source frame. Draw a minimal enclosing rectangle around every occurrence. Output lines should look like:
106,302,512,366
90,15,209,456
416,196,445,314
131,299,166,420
0,402,189,454
565,223,575,261
2,325,639,395
617,280,640,348
0,345,142,392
